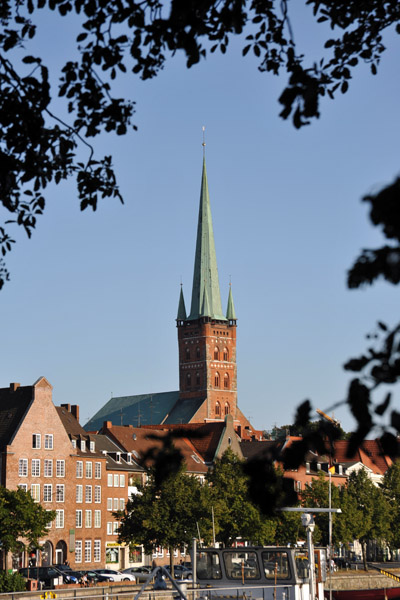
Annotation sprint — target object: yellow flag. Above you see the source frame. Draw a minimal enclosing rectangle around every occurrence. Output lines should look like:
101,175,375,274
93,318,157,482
328,466,335,474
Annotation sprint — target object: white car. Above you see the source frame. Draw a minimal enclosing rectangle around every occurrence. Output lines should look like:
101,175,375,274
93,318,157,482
92,569,136,582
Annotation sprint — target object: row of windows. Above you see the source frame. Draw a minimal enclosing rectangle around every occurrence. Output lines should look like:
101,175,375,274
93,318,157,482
107,522,119,535
76,509,102,528
71,440,96,453
32,434,53,450
76,461,102,479
107,497,125,511
19,483,65,502
76,485,102,503
19,459,65,478
215,402,230,417
107,474,125,487
185,372,231,389
184,347,230,361
75,539,101,563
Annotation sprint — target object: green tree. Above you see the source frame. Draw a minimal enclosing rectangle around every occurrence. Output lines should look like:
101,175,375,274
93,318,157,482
1,1,400,289
301,471,342,546
116,464,207,573
0,487,55,569
0,571,26,593
380,462,400,550
344,469,392,568
206,448,276,546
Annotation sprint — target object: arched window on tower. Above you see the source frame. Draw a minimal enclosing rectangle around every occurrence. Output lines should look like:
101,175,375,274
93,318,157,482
196,346,200,359
215,402,221,417
186,373,191,389
223,348,229,361
224,373,229,389
224,402,230,415
214,372,220,388
185,348,190,360
214,347,219,360
196,372,200,386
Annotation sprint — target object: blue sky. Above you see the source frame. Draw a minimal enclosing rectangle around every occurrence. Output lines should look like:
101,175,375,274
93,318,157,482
1,5,400,432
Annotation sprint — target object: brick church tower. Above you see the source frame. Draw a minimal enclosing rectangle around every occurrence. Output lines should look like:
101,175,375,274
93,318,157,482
176,155,238,422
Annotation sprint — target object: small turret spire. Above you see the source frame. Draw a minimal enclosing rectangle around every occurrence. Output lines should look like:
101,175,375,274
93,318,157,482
177,285,187,321
226,284,237,321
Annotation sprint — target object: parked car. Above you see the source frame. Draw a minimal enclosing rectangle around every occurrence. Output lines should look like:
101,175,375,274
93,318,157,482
164,565,193,580
92,569,136,582
68,570,107,584
19,566,65,588
121,566,152,583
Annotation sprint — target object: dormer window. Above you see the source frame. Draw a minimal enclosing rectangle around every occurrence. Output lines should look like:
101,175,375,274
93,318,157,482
71,439,77,449
90,441,95,452
80,440,86,452
306,462,310,473
127,453,132,464
116,452,121,463
339,465,343,475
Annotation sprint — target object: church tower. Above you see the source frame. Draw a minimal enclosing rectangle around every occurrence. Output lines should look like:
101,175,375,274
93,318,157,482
176,155,238,422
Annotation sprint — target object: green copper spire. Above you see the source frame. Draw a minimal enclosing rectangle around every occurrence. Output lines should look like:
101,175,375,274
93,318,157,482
188,156,226,321
177,285,187,320
226,285,237,320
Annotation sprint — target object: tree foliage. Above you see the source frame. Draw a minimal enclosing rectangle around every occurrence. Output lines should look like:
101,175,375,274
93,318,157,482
0,571,27,593
116,464,208,559
1,0,400,287
0,487,55,555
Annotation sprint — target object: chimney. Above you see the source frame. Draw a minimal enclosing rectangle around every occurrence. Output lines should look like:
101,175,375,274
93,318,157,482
61,403,71,412
71,405,79,422
10,383,20,392
104,421,112,430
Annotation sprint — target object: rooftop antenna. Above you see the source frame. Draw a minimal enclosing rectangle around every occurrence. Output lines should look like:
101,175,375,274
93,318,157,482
119,408,124,426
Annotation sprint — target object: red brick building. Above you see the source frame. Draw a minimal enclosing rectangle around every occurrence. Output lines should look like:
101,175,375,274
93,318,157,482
0,377,143,570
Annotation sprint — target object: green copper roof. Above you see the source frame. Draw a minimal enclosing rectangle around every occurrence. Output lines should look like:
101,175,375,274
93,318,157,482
226,285,237,320
188,156,226,321
177,286,187,320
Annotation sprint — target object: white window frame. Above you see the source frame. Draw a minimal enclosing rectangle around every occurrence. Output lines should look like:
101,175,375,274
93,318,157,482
107,474,113,487
31,459,40,477
56,484,65,502
44,459,53,477
75,540,82,563
32,434,41,449
85,485,92,503
119,498,125,511
71,439,77,449
95,462,101,479
113,474,119,487
90,441,95,452
119,474,125,487
18,483,28,492
56,460,65,477
113,498,119,511
76,484,83,503
31,484,40,502
94,510,101,528
85,509,92,528
76,461,83,478
56,509,64,528
85,462,93,478
18,459,28,477
43,484,52,502
94,539,101,562
94,486,101,503
76,509,82,528
81,440,86,452
113,522,119,534
107,498,112,511
44,434,54,450
107,522,113,535
84,540,91,562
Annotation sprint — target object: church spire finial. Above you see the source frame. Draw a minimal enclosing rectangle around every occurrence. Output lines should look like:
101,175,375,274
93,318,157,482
202,125,206,155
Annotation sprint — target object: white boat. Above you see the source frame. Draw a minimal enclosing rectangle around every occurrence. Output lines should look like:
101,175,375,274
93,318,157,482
193,546,326,600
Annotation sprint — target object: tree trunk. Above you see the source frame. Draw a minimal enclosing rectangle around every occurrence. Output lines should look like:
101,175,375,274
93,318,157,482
362,541,368,571
169,547,174,578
